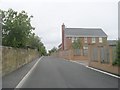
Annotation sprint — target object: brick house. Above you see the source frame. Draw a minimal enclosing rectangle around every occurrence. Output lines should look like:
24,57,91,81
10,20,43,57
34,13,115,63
57,24,119,75
59,23,108,60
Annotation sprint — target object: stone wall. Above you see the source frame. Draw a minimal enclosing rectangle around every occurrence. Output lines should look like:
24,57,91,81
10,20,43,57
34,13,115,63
1,46,40,76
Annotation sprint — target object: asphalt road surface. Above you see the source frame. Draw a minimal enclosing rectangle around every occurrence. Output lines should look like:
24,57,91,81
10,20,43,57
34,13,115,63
16,56,119,88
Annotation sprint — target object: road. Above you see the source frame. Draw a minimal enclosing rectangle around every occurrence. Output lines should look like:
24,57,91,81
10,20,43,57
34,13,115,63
16,56,119,88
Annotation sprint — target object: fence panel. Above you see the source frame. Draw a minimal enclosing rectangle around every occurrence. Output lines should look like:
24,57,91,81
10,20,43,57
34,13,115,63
91,48,98,61
74,49,81,56
105,48,110,63
100,47,105,63
83,49,88,56
112,46,116,63
100,47,110,63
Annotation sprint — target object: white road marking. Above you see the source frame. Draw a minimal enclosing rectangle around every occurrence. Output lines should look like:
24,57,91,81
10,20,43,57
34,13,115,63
86,66,120,79
15,56,44,88
69,60,87,66
66,59,120,79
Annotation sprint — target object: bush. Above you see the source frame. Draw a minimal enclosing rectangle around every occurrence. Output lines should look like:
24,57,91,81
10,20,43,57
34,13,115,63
112,40,120,66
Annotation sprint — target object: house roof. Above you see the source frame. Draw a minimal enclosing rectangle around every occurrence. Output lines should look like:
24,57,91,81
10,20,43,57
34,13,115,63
64,28,107,37
58,43,62,48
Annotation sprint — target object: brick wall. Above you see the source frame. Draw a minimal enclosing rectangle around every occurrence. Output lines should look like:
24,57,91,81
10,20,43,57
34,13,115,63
88,45,120,75
2,46,40,76
64,37,72,50
57,49,88,60
57,44,119,75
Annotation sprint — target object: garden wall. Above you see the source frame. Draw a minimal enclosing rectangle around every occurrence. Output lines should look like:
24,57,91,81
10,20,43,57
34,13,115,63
1,46,40,76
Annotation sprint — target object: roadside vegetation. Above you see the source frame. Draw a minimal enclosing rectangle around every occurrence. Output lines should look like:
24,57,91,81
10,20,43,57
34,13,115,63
113,39,120,66
48,47,57,55
72,38,82,49
1,9,47,55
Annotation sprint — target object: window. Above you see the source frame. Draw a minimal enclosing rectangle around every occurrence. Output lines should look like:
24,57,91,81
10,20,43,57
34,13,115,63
92,37,96,43
83,46,88,49
72,37,75,43
83,46,88,56
72,37,77,43
99,37,102,43
68,37,71,39
75,37,78,41
84,37,87,43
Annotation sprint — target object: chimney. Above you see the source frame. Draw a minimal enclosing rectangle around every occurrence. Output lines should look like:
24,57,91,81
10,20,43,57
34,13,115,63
62,23,65,50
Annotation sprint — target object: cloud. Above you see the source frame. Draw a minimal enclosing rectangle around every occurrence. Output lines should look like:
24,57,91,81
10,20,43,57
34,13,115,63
0,0,118,51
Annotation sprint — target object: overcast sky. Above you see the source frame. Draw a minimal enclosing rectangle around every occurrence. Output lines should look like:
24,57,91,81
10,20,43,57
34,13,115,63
0,0,119,51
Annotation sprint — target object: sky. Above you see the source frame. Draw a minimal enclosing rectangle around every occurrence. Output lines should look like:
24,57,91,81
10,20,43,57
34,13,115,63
0,0,119,52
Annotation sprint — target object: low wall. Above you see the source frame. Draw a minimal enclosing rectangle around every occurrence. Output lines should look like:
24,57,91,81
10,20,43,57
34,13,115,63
2,46,40,76
58,50,72,60
88,45,120,75
57,49,88,60
72,55,88,60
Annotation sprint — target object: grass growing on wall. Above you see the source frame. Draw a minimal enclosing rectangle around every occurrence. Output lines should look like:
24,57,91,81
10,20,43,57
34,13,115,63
2,47,39,76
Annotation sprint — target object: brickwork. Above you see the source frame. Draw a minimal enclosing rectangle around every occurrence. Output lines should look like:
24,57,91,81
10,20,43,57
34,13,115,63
89,45,120,75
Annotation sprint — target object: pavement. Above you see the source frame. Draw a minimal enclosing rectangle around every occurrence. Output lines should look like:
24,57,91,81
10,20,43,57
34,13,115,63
69,60,89,66
15,56,119,88
2,58,39,88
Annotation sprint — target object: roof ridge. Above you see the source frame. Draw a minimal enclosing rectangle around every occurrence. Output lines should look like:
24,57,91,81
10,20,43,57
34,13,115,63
65,28,102,29
64,28,107,37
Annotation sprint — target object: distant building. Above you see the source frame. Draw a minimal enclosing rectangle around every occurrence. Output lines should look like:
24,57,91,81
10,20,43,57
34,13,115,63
60,23,108,50
57,24,119,75
107,40,117,46
58,23,108,60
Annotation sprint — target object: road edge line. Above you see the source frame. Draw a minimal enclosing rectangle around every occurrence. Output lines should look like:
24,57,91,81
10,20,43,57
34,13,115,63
15,56,44,88
86,66,120,79
67,59,120,79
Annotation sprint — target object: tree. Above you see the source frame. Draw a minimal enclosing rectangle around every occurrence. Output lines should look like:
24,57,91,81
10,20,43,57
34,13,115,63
113,39,120,66
38,45,47,56
72,38,82,49
27,33,47,55
1,9,34,48
27,33,40,49
48,47,57,55
1,9,47,56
